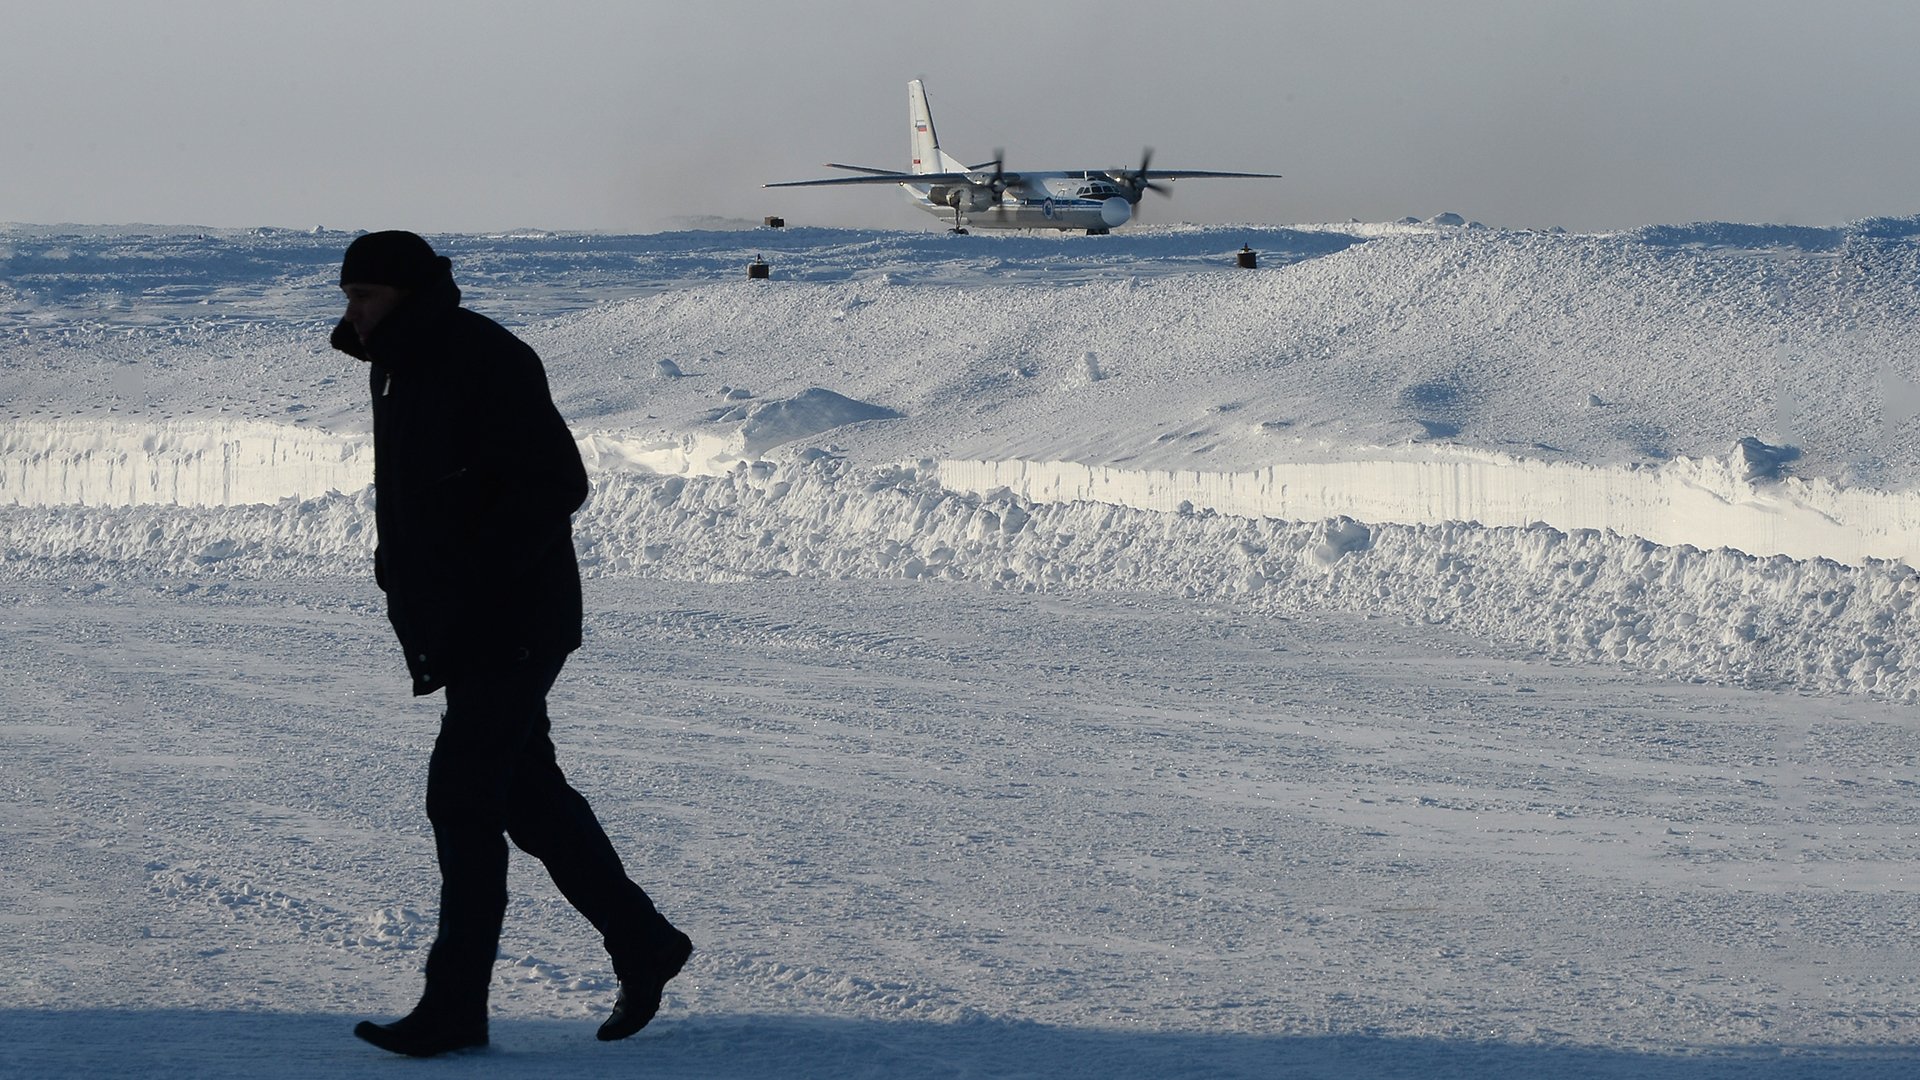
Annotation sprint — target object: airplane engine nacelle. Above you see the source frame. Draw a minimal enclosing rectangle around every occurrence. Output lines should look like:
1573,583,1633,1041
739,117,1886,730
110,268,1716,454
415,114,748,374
940,186,997,213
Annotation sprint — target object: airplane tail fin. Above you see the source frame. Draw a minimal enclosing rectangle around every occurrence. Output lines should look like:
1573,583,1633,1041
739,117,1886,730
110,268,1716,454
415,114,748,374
909,79,966,174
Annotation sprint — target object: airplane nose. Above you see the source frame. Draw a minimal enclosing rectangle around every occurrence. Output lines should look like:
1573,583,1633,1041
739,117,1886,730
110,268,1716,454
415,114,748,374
1101,197,1132,229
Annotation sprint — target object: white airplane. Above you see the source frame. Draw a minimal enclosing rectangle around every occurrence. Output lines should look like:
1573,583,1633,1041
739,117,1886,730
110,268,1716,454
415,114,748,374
767,80,1282,235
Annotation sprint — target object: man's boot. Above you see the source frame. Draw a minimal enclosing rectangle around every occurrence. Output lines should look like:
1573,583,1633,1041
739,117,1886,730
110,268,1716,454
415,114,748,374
354,1005,487,1057
358,931,492,1056
598,926,694,1041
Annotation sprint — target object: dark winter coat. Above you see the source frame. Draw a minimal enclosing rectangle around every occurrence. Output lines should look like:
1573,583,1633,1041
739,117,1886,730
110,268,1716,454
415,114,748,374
331,272,588,695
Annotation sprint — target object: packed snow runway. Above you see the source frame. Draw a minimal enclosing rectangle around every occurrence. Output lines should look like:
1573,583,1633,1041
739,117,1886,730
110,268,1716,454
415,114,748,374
4,578,1918,1078
4,220,1920,1076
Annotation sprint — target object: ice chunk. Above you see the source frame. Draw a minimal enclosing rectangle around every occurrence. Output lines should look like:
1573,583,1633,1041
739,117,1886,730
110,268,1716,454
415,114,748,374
1731,436,1800,482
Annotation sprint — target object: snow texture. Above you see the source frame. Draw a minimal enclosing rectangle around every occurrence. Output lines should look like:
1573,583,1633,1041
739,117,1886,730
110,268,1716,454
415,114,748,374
5,221,1920,1078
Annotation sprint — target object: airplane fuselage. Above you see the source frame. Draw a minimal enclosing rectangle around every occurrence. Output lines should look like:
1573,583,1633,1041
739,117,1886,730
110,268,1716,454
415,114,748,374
910,174,1135,232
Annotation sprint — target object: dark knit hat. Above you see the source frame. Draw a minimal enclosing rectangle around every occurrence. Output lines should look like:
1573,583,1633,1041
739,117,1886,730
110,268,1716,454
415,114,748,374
339,230,451,288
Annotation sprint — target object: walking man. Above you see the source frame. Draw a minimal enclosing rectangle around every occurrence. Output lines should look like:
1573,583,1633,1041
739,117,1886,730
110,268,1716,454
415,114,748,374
332,231,691,1057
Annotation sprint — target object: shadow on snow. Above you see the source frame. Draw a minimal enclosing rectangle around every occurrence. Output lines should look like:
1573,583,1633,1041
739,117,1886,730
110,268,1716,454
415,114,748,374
3,1008,1916,1080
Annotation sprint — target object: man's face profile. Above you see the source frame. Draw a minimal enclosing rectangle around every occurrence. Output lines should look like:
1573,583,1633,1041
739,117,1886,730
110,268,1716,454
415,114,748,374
342,283,407,343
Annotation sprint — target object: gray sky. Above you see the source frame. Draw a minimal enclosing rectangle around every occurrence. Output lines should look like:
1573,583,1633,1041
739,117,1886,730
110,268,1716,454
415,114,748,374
8,0,1920,233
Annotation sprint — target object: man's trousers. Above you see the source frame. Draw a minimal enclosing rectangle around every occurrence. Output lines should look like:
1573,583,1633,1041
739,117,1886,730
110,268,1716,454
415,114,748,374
419,654,667,1014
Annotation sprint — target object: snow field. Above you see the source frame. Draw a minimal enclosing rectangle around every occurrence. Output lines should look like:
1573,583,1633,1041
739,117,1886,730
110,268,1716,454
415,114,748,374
531,221,1920,484
12,219,1920,707
8,221,1920,1076
5,577,1919,1078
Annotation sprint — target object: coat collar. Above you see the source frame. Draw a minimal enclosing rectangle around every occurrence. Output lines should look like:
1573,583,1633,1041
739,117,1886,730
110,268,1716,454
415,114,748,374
330,275,463,365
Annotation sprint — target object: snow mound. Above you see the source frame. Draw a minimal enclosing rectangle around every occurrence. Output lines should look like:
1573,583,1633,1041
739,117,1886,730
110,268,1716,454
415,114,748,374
734,388,901,456
1312,517,1372,566
1730,436,1800,482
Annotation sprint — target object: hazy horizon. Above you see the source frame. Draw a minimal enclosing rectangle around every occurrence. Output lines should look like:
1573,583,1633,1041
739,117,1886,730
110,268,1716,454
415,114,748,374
9,1,1920,234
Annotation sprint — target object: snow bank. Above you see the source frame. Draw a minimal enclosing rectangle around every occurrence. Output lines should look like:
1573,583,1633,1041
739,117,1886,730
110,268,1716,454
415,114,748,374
19,418,1919,568
567,459,1920,698
934,448,1920,567
7,455,1915,698
0,419,369,507
0,489,375,578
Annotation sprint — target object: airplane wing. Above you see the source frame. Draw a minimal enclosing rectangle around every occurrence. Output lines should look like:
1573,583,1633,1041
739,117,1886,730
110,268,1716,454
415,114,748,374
767,169,1015,188
1125,169,1284,180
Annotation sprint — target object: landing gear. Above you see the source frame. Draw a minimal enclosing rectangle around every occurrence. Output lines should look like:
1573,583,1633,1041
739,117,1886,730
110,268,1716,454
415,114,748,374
1086,227,1110,236
950,205,969,234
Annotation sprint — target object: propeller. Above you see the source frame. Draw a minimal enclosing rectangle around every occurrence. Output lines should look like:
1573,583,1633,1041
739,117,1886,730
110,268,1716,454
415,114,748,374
1114,148,1171,201
987,148,1013,222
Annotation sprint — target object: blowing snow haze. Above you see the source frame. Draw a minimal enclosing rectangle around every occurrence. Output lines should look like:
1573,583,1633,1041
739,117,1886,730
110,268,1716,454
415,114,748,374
6,1,1920,232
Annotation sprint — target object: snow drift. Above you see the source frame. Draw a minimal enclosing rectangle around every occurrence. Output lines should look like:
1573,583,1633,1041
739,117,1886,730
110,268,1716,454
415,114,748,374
7,219,1920,699
6,453,1916,698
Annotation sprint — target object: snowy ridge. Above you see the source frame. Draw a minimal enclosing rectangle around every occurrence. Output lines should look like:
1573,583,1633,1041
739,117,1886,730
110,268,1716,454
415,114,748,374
569,461,1920,700
7,455,1914,698
934,450,1920,566
0,418,370,507
12,419,1920,567
0,488,376,575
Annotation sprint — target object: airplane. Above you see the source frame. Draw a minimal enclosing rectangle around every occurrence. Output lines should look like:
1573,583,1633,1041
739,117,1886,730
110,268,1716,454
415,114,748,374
766,80,1282,235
